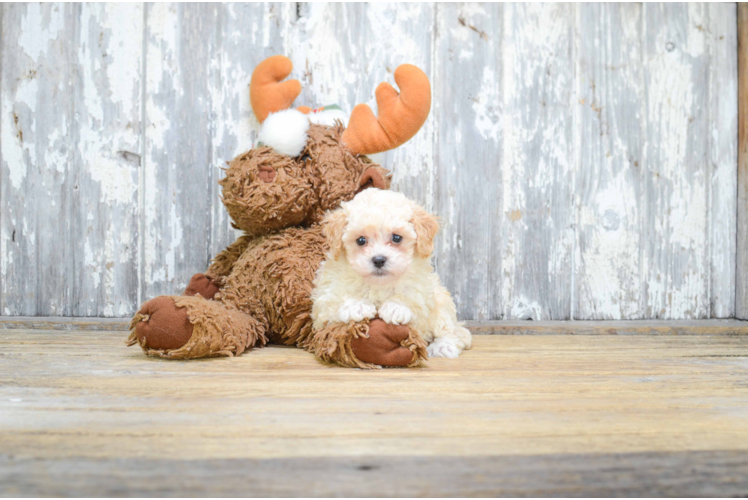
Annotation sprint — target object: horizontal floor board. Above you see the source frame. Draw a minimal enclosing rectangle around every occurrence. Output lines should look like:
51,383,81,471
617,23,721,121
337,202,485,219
0,332,747,496
2,451,748,497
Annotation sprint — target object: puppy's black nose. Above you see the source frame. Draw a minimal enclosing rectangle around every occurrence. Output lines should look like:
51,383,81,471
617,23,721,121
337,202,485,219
372,256,387,269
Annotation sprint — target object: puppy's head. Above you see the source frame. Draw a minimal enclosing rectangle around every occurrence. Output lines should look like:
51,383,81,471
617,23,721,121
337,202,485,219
323,189,439,286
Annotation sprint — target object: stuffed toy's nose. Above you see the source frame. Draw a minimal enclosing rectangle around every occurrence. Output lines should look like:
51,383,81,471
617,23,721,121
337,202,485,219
258,165,276,183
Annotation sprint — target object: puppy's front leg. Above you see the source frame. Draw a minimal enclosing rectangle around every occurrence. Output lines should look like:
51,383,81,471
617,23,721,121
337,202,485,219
337,298,377,323
378,301,413,325
427,335,462,358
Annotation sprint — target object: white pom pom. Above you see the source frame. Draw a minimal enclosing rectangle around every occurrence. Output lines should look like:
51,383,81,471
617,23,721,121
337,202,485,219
258,109,310,156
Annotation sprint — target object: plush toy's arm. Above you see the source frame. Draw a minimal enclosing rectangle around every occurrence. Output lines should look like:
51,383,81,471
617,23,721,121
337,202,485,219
205,234,253,281
182,234,253,299
303,319,427,369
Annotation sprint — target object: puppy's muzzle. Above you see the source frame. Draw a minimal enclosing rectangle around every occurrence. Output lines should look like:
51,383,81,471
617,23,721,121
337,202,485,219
372,256,387,269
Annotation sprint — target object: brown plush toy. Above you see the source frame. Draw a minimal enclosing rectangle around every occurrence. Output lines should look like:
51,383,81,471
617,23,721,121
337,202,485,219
127,55,432,368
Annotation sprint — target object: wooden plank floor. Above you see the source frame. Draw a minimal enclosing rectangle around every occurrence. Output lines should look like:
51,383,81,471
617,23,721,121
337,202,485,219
1,326,748,496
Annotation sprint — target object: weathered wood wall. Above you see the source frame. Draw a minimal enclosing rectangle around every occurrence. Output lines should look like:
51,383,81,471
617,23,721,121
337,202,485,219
737,3,748,320
0,3,740,320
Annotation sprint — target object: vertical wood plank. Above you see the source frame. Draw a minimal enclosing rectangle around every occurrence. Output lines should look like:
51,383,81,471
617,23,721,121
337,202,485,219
142,3,218,299
642,4,710,319
0,4,3,315
0,3,66,316
73,3,142,316
574,4,645,319
708,3,737,318
0,4,77,316
0,4,142,317
500,4,575,320
433,3,503,320
737,4,748,320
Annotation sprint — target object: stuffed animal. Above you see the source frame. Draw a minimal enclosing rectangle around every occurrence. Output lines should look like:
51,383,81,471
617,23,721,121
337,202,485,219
127,55,431,368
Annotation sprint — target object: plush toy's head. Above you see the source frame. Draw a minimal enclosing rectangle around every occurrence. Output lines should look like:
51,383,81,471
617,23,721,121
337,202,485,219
220,55,431,236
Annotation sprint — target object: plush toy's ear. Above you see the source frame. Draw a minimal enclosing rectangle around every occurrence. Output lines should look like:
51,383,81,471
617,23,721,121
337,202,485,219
356,166,390,194
411,206,439,259
322,209,348,259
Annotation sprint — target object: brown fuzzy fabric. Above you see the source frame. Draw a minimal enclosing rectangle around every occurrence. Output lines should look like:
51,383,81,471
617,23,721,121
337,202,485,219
205,235,253,281
219,125,385,237
128,123,423,368
303,320,379,369
128,296,267,359
351,318,427,368
304,319,427,369
217,225,327,346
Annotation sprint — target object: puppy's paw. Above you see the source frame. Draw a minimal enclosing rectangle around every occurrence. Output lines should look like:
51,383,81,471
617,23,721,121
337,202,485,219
338,299,377,323
378,301,413,325
427,336,461,359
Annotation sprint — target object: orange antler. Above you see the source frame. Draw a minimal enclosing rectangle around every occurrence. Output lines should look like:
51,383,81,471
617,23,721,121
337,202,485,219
250,55,302,123
342,64,431,155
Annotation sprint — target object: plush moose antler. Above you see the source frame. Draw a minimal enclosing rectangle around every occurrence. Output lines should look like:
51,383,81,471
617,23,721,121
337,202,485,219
250,55,303,123
341,64,431,155
250,56,431,155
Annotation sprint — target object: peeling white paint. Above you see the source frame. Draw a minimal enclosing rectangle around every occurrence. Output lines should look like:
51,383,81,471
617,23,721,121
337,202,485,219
18,3,65,63
2,78,38,190
0,3,739,319
473,67,501,142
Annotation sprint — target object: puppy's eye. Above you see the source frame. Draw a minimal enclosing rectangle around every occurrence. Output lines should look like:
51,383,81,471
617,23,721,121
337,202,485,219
391,234,402,244
356,236,367,246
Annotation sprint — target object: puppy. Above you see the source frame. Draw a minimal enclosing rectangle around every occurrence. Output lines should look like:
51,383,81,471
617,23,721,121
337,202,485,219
311,188,472,358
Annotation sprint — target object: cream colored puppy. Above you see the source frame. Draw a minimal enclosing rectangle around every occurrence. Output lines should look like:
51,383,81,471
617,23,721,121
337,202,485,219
311,189,472,358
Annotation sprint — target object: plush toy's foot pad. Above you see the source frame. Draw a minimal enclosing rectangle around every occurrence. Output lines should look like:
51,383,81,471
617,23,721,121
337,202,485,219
133,296,193,350
351,319,416,367
183,273,220,299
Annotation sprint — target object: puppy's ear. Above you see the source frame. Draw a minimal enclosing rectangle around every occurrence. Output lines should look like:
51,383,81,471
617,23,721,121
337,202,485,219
411,207,440,258
322,209,348,259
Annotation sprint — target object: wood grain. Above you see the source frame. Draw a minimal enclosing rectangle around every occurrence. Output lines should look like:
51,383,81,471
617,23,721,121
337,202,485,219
1,4,75,317
433,3,503,321
2,451,748,497
0,4,740,320
709,3,738,318
501,4,574,320
575,4,645,320
141,3,218,300
738,3,748,320
0,331,747,496
642,4,712,319
0,5,143,318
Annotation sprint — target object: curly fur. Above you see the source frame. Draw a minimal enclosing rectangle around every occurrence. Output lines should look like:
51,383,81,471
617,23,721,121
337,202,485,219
220,125,379,237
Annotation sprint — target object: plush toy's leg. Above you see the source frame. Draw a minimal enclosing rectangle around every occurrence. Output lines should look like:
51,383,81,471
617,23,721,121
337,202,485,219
304,318,427,369
127,296,267,360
